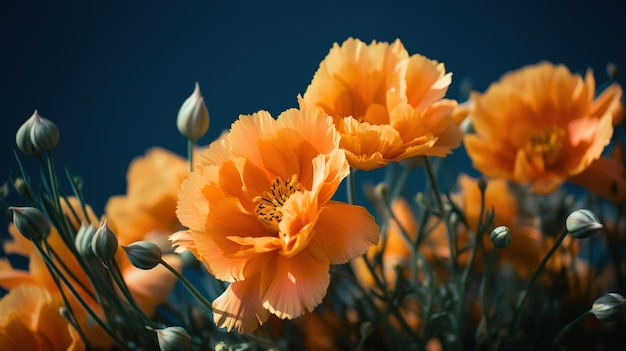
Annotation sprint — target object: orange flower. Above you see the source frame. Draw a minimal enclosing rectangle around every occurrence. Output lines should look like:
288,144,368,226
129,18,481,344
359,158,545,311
105,147,190,245
300,37,462,170
172,108,380,333
0,284,85,351
464,62,624,198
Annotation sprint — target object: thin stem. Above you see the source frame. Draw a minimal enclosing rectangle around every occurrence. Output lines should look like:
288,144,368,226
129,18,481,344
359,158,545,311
347,168,356,205
33,241,130,349
187,138,195,172
479,247,499,340
510,228,569,332
105,259,156,328
553,309,593,349
160,259,213,311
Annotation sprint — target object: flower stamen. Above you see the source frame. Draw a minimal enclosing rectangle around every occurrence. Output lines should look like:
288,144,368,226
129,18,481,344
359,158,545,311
525,127,564,165
253,174,303,233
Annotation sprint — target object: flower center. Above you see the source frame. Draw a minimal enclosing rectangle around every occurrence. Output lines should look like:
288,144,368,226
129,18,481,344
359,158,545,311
253,175,303,233
525,127,564,166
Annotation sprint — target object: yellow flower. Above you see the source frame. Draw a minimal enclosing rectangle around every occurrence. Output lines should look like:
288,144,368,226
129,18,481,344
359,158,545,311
172,108,380,333
464,62,624,198
301,37,462,170
0,284,85,351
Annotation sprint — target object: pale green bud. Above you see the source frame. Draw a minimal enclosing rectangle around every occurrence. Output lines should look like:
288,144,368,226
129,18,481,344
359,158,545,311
9,206,50,241
490,225,511,249
360,321,374,338
214,342,231,351
177,82,210,140
156,326,191,351
75,223,98,257
29,110,60,152
460,116,475,135
566,209,603,239
91,220,118,261
592,293,626,322
15,112,39,156
122,241,163,270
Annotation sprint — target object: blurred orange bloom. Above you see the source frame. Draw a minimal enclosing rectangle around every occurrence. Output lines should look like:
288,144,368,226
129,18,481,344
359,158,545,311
0,284,85,351
464,62,625,200
172,108,380,333
105,147,190,245
301,37,462,170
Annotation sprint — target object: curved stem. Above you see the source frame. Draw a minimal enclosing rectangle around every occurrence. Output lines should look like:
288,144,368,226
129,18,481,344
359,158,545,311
553,309,592,349
510,228,569,332
160,259,213,311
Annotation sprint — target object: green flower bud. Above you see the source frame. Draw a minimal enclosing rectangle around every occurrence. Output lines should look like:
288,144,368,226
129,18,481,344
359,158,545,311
9,206,50,241
91,220,118,261
122,241,163,270
13,178,31,198
490,225,511,249
592,293,626,322
156,326,191,351
74,223,98,257
29,110,60,152
566,209,603,239
15,112,39,156
360,321,374,339
214,342,231,351
177,82,210,140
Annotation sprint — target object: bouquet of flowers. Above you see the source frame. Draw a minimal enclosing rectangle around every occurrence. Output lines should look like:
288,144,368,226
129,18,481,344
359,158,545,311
1,37,625,351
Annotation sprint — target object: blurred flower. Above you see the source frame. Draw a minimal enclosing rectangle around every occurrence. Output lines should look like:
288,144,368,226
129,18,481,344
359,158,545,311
464,62,624,199
172,108,380,333
300,37,462,170
0,284,85,350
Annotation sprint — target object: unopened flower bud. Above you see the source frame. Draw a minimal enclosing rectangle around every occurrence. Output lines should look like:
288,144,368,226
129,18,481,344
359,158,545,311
477,177,487,194
592,293,626,322
490,225,511,249
156,326,191,351
177,82,210,140
91,220,118,261
13,178,31,198
15,112,39,156
214,342,231,351
607,62,618,80
566,209,603,239
122,241,163,270
460,116,475,135
375,183,388,202
75,223,98,257
9,206,50,241
29,110,60,151
0,182,9,198
360,321,374,339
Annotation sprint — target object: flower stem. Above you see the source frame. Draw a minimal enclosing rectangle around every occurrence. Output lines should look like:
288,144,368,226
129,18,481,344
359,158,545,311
160,259,213,311
553,309,592,349
479,247,498,340
347,168,356,205
187,138,194,172
510,228,569,332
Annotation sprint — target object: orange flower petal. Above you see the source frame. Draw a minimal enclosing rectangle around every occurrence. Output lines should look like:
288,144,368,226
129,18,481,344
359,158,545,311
568,156,626,202
262,242,330,320
212,273,270,333
314,201,380,264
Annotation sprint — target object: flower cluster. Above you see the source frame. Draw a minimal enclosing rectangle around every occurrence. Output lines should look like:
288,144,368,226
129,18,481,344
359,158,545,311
1,37,625,351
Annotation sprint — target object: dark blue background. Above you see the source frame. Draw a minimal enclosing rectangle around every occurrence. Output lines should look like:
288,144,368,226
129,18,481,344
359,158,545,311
1,0,625,216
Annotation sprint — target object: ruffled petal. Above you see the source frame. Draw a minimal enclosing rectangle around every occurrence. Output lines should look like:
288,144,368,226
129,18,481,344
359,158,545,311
262,242,330,319
314,201,379,264
212,273,270,334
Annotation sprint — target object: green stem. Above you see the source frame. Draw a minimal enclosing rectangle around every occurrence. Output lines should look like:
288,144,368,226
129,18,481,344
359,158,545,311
187,138,195,172
479,247,498,340
33,242,130,349
105,259,156,327
510,228,569,332
553,309,592,349
347,168,356,205
160,259,213,311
